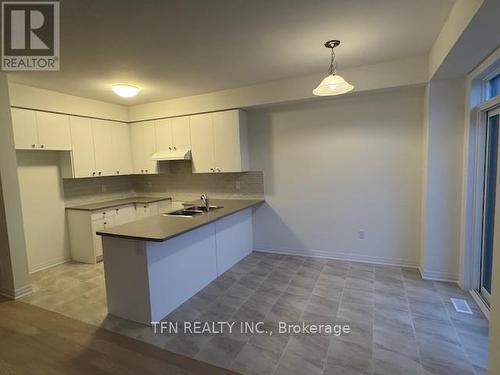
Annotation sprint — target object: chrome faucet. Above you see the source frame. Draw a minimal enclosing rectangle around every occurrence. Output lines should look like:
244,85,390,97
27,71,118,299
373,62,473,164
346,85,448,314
201,194,209,211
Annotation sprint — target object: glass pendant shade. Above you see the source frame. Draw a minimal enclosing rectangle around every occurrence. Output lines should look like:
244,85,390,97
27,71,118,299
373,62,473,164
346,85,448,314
313,74,354,96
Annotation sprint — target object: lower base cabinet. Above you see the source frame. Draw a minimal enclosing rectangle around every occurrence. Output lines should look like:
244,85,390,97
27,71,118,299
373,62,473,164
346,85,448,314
67,199,172,264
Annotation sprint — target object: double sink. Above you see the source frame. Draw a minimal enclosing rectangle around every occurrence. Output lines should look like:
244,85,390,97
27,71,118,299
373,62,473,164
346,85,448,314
165,204,224,218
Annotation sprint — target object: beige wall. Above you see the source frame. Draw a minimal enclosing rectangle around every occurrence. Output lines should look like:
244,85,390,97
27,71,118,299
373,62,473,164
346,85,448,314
128,56,428,122
421,78,466,281
0,73,31,298
17,151,70,273
8,82,128,122
248,87,424,266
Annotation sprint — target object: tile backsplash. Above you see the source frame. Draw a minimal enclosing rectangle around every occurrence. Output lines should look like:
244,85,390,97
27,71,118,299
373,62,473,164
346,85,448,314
62,161,264,204
133,161,264,201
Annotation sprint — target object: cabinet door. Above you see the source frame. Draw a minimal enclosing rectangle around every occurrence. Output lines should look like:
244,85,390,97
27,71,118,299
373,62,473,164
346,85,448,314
190,113,215,173
69,116,96,177
113,205,136,226
213,110,242,172
11,108,38,150
112,122,133,175
92,216,115,258
135,204,150,219
155,119,173,151
36,112,71,150
131,122,157,174
91,120,115,176
171,116,191,149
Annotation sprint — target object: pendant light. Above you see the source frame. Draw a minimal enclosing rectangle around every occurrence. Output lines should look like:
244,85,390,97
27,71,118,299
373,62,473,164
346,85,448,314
313,40,353,96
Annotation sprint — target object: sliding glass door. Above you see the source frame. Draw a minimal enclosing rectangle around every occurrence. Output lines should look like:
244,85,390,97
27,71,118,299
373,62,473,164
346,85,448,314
480,106,500,304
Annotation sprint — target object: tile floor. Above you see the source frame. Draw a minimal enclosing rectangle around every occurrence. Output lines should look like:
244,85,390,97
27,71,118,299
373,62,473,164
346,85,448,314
22,252,489,375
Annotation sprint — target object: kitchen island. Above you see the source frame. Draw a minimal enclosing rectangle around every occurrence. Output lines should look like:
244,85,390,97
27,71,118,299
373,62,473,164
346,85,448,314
97,198,264,325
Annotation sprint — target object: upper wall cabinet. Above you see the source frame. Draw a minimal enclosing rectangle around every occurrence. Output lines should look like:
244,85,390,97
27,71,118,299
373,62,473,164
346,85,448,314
67,116,96,178
11,108,71,151
111,122,133,175
130,121,157,174
62,117,133,178
190,110,249,173
155,116,191,152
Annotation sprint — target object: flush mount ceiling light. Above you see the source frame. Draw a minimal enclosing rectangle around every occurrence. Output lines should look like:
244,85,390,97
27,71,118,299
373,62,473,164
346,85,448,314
111,84,141,98
313,40,354,96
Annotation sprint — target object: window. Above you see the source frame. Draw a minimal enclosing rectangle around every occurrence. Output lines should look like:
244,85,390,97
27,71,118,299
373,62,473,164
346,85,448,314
488,73,500,99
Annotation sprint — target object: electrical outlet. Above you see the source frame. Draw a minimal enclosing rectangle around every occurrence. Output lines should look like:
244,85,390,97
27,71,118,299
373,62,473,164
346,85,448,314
358,230,365,239
101,184,107,193
235,180,241,190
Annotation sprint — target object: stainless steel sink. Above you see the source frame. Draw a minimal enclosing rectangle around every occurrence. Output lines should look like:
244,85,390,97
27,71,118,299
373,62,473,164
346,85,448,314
164,208,204,217
185,205,224,212
165,204,224,217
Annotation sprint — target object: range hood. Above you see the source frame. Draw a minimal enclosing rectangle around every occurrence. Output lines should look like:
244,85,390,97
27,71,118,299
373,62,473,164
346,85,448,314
151,148,192,161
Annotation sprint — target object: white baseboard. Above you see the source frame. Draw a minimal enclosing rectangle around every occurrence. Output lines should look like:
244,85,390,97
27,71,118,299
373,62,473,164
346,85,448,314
254,247,419,269
0,284,33,300
419,267,459,283
29,257,70,274
470,289,490,320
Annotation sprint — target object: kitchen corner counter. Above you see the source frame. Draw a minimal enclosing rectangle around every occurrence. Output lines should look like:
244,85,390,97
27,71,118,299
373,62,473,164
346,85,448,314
97,198,264,242
66,196,172,211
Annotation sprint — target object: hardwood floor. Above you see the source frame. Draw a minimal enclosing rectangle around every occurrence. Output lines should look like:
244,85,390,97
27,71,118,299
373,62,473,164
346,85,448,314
0,296,236,375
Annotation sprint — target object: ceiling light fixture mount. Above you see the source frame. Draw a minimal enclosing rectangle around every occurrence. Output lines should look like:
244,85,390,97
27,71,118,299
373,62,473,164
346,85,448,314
112,84,141,98
313,39,354,96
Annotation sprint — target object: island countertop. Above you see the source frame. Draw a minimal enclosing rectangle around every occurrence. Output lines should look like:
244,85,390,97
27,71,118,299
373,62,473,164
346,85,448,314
96,198,264,242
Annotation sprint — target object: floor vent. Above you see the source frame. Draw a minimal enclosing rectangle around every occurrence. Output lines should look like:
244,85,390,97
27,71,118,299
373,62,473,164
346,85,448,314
451,298,473,314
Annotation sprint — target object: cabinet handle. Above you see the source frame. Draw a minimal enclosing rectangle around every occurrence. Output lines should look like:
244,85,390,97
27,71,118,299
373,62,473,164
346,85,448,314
145,169,148,173
116,209,119,212
98,172,102,176
169,147,172,150
116,170,120,175
92,172,96,176
173,146,176,150
216,168,221,172
32,143,37,148
210,167,214,172
40,144,45,149
141,169,144,173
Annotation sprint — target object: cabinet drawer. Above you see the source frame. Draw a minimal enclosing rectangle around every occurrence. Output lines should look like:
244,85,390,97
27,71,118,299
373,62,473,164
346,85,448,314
91,209,116,222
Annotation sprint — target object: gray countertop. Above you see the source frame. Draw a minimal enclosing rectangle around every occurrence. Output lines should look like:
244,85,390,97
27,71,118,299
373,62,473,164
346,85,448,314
66,196,172,211
96,198,264,242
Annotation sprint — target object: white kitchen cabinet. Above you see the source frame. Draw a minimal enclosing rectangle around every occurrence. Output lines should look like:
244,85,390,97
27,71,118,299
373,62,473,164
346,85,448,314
113,205,137,226
155,118,174,152
67,200,170,264
36,112,71,151
11,108,38,149
190,113,216,173
213,110,249,172
62,118,133,178
92,215,115,259
66,116,96,178
111,122,133,175
92,119,115,176
131,121,157,174
135,202,159,219
155,116,191,153
11,108,71,151
190,110,248,173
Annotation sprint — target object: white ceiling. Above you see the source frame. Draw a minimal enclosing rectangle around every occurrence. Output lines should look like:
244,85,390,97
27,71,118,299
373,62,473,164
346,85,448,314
7,0,455,105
